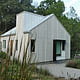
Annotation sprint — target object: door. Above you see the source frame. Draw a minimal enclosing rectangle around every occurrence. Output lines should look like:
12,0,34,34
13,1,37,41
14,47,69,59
10,40,13,56
53,40,56,61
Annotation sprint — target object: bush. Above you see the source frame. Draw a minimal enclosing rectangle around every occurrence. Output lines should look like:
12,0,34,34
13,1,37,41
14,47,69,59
66,60,77,68
0,51,6,59
66,59,80,69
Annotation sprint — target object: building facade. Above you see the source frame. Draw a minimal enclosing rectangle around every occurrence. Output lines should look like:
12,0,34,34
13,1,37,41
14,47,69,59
1,11,70,63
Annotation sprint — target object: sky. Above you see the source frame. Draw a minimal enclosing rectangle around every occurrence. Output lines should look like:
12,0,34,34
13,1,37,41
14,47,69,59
32,0,80,16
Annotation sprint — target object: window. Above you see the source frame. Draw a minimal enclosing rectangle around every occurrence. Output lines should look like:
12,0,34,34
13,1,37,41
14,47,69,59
3,40,6,48
16,40,18,50
62,41,65,50
31,39,35,52
56,41,61,56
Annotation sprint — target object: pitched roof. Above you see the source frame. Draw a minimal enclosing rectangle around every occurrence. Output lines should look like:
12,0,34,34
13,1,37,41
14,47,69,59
1,27,16,36
1,11,54,37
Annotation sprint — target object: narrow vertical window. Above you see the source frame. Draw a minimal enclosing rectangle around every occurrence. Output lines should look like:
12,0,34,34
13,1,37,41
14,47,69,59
31,39,35,52
56,41,61,56
62,41,65,50
16,40,18,50
3,40,6,48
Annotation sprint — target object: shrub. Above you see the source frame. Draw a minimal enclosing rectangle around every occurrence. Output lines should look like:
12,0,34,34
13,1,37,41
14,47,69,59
66,60,77,68
66,59,80,69
0,51,6,59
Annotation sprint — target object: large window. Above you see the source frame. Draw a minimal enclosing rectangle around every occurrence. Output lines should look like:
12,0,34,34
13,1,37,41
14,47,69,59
31,39,35,52
3,40,6,48
16,40,18,50
56,41,61,56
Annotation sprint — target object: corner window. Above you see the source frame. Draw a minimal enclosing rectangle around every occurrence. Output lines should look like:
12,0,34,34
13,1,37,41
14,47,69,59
56,41,61,56
31,39,35,52
3,40,6,48
16,40,18,50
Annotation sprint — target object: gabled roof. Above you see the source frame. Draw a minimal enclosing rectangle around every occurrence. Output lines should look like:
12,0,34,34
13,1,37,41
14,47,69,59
24,13,53,32
1,11,54,37
1,27,16,37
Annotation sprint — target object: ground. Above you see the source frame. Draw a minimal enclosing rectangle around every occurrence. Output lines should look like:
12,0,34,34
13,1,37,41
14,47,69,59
37,60,80,79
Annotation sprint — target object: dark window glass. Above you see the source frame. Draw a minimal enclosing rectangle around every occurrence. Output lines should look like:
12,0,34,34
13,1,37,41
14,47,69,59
16,40,18,50
31,40,35,52
62,41,65,50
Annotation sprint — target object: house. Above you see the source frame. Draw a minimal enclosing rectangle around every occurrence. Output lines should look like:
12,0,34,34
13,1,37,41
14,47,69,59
0,11,70,63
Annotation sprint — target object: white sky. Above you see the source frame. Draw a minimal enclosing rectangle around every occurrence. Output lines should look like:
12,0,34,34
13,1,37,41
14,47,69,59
32,0,80,16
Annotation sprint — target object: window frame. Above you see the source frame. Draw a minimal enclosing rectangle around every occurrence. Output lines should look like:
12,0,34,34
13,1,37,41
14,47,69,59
31,39,35,53
3,40,6,49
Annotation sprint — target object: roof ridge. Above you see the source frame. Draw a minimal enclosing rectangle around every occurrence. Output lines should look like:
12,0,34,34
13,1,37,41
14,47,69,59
17,11,45,18
1,13,54,36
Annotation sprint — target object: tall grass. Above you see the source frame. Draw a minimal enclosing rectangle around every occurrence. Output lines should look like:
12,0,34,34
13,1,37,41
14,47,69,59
0,35,36,80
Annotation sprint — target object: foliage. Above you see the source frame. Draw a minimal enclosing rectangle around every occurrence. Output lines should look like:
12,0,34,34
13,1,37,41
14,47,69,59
35,67,52,76
0,0,34,32
66,60,77,68
36,0,80,57
0,35,36,80
66,59,80,69
0,35,55,80
36,0,65,17
0,51,6,59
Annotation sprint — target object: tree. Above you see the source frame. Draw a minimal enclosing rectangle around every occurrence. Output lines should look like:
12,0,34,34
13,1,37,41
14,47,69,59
36,0,65,17
66,7,78,19
60,7,80,57
0,0,34,32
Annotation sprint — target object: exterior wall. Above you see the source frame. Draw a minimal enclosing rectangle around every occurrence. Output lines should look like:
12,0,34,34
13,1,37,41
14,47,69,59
1,12,70,63
16,12,24,60
15,11,45,62
16,12,29,62
0,34,29,63
18,33,29,63
1,35,16,56
50,15,70,60
30,15,70,62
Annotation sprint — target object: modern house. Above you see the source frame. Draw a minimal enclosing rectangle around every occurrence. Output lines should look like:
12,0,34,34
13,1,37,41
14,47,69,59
0,11,70,63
